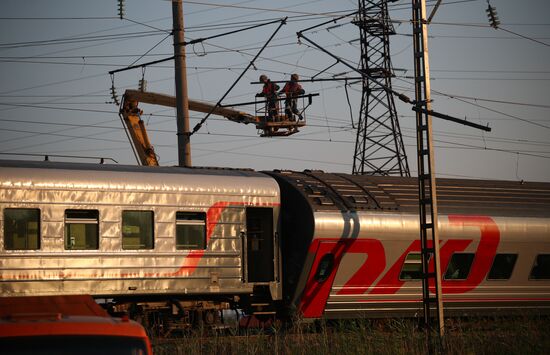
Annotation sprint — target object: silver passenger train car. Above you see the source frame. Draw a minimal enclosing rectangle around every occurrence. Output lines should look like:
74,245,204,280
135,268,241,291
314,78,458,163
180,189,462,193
0,160,281,320
270,170,550,318
1,160,550,322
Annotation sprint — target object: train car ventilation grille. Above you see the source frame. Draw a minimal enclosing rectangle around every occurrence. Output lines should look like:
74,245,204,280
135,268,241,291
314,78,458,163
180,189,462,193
315,196,334,206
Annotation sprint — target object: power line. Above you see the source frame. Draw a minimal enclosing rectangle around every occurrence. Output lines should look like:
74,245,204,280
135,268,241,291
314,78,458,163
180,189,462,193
127,33,172,67
0,152,118,163
395,32,550,40
437,77,550,81
0,102,117,114
0,102,114,105
400,126,550,147
394,77,550,131
184,1,348,18
122,18,171,34
0,72,107,95
4,117,549,158
4,116,549,148
498,27,550,48
429,69,550,74
449,96,550,130
430,93,550,109
1,2,548,171
1,128,128,145
0,17,118,20
390,83,550,109
0,94,107,98
0,30,166,50
5,54,550,79
0,54,172,59
183,0,478,18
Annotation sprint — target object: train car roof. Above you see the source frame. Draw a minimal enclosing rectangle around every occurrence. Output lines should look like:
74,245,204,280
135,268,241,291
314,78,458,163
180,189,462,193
267,170,550,218
0,159,278,197
0,159,262,177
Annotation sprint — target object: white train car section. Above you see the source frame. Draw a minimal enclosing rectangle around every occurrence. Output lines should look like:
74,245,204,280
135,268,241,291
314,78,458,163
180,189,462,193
0,160,281,301
268,170,550,319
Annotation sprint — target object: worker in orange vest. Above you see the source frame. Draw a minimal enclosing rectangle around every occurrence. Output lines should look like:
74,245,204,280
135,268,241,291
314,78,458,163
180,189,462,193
256,75,279,120
281,73,305,121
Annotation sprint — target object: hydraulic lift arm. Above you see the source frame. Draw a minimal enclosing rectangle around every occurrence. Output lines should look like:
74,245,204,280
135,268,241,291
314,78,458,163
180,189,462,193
120,89,310,165
120,90,261,166
120,94,159,166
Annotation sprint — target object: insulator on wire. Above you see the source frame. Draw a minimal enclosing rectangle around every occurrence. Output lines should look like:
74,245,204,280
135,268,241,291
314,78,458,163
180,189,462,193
110,85,120,106
117,0,125,20
139,68,147,92
139,79,147,92
486,2,500,29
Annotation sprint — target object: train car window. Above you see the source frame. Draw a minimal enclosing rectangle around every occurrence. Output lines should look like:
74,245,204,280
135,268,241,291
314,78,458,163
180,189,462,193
176,212,206,250
315,253,335,282
64,210,99,250
529,254,550,280
3,208,40,250
487,254,518,280
122,211,154,249
400,253,425,280
444,253,475,280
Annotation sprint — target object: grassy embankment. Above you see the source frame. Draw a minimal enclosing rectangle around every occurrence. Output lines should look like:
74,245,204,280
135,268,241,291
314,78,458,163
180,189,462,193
153,316,550,354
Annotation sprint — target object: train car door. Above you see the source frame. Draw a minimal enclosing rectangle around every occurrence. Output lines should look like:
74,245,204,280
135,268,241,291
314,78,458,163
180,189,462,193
245,207,275,282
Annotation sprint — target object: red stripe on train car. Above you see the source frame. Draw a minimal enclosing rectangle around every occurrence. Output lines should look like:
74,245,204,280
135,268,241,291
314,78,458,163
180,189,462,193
171,201,280,276
299,215,502,318
299,238,385,318
351,298,550,303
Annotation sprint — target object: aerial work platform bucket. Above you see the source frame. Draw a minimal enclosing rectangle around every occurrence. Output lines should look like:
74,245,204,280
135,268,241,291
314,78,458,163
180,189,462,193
254,93,317,137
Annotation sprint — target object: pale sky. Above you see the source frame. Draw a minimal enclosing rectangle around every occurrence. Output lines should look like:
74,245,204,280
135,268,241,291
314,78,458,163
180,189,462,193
1,0,549,182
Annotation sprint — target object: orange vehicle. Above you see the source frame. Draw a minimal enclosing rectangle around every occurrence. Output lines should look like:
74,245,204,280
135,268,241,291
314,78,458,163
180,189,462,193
0,295,152,355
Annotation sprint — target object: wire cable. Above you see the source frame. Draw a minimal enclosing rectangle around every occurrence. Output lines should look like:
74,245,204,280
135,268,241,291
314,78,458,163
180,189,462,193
0,31,166,50
498,27,550,48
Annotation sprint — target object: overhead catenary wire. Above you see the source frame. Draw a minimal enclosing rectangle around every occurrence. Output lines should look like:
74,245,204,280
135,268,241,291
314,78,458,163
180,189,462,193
0,152,118,163
108,17,289,76
127,33,172,67
0,9,536,101
0,1,548,181
190,17,288,135
392,77,550,131
296,24,492,132
183,1,350,19
0,17,119,20
2,86,536,138
181,0,478,18
497,27,550,48
4,115,549,157
5,124,549,167
3,111,550,150
0,30,167,50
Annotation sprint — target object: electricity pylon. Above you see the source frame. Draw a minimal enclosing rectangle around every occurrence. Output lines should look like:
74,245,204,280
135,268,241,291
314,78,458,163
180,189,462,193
352,0,410,176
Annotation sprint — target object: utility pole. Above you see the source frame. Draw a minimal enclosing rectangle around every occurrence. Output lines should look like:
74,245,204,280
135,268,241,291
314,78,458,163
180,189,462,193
172,0,191,167
412,0,444,337
352,0,410,177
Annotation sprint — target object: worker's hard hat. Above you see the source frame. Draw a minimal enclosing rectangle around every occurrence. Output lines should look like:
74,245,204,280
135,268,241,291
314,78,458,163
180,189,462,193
259,75,268,82
291,73,299,81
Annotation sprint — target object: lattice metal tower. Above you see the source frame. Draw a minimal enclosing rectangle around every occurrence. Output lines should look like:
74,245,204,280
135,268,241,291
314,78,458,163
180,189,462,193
352,0,410,176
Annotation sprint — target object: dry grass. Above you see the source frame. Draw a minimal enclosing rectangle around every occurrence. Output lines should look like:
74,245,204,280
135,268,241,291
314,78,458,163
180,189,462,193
152,316,550,355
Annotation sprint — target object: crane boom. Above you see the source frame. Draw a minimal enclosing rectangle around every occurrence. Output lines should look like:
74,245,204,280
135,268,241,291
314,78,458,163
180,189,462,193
120,93,159,166
123,89,260,125
120,89,309,166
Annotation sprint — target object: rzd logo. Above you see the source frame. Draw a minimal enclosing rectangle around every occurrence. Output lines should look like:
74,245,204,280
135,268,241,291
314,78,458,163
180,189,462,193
300,215,500,318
